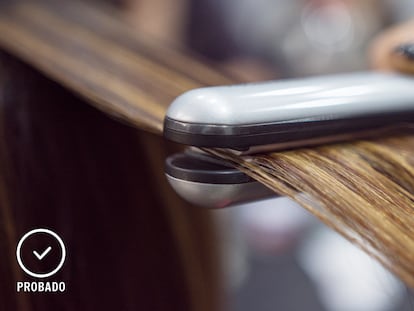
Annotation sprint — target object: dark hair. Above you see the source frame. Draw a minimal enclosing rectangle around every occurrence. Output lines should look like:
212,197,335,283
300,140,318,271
0,51,219,311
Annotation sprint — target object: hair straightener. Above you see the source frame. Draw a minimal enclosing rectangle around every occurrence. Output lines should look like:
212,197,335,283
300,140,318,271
163,72,414,208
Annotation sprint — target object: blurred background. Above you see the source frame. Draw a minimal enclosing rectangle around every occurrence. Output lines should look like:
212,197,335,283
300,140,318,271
120,0,414,310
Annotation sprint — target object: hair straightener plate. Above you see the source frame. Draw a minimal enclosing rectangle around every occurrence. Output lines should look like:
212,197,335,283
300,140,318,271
163,72,414,208
164,72,414,153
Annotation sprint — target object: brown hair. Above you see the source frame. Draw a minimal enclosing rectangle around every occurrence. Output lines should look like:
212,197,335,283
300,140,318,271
209,132,414,287
0,1,230,309
0,51,219,311
4,0,414,304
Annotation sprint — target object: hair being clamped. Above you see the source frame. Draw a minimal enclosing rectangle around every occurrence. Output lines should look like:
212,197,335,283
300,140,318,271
163,72,414,208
